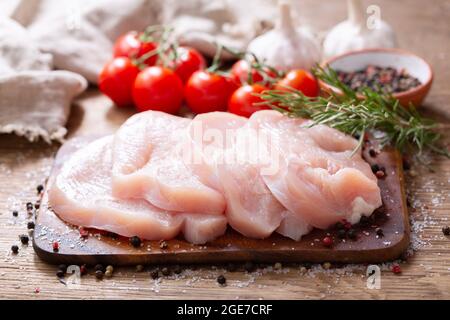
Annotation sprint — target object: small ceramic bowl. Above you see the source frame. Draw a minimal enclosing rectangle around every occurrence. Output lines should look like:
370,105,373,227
319,48,433,107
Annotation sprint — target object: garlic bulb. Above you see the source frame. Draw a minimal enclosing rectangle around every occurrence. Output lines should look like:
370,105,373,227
247,1,321,71
323,0,397,58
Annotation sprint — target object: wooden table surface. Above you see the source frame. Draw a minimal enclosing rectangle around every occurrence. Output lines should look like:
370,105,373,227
0,0,449,300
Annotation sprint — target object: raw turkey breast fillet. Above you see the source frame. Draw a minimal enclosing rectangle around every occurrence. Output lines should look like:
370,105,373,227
48,110,382,244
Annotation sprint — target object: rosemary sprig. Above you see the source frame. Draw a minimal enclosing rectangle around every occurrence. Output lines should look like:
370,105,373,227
259,66,449,158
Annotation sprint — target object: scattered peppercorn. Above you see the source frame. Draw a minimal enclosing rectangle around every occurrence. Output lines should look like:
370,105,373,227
335,221,345,230
159,240,168,250
34,203,40,210
52,241,59,252
105,270,113,278
37,185,44,194
376,170,385,179
161,267,170,276
348,229,357,240
371,164,380,174
244,261,255,272
369,149,377,157
56,270,65,278
11,245,19,254
360,215,370,227
79,227,89,238
129,236,141,248
375,227,384,237
95,270,104,280
150,270,159,279
392,264,401,274
106,265,114,273
19,234,29,245
217,275,226,286
442,226,450,236
26,202,33,210
27,221,35,229
322,262,331,270
173,265,182,274
337,229,347,239
12,210,18,217
322,236,333,247
58,264,67,273
80,264,87,276
94,264,105,272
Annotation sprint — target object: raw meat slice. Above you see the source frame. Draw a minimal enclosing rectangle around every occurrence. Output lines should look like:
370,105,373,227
249,110,382,229
186,112,284,239
49,135,227,244
276,211,312,241
48,136,184,240
181,214,228,244
111,111,226,215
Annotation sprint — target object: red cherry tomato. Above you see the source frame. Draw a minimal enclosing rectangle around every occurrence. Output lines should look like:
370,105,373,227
113,31,158,66
230,60,264,85
275,69,319,97
228,84,270,118
184,71,236,114
99,57,140,107
132,66,184,114
171,47,206,83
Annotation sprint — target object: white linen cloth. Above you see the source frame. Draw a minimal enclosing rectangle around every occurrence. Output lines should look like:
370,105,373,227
0,0,276,143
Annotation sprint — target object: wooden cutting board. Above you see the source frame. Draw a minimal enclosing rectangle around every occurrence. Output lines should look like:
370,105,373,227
33,136,410,266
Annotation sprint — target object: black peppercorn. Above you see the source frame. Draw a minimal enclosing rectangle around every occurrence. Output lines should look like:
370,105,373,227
360,215,370,227
303,262,312,270
402,158,411,171
375,227,384,237
244,261,255,272
12,210,18,217
58,264,67,273
56,270,65,278
335,221,345,230
173,265,182,274
37,185,44,194
19,234,29,245
94,264,105,272
442,226,450,236
217,275,226,285
27,221,35,229
371,164,380,174
348,229,357,240
26,202,33,209
129,236,141,248
161,267,170,276
11,245,19,254
369,149,377,157
95,270,104,280
34,203,40,210
150,270,159,279
337,229,347,239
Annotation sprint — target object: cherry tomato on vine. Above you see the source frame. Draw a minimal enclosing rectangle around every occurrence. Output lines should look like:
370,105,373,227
113,31,158,66
99,57,140,107
170,47,206,83
228,84,270,118
230,60,264,84
184,71,236,114
275,69,319,97
132,66,184,114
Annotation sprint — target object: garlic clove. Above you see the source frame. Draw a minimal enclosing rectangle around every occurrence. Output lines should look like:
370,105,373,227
247,0,321,71
323,0,397,58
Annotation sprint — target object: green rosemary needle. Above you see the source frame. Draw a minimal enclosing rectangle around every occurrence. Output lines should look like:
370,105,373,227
258,66,449,158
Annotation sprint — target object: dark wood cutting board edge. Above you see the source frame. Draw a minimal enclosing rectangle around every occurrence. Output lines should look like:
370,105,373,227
33,136,410,266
